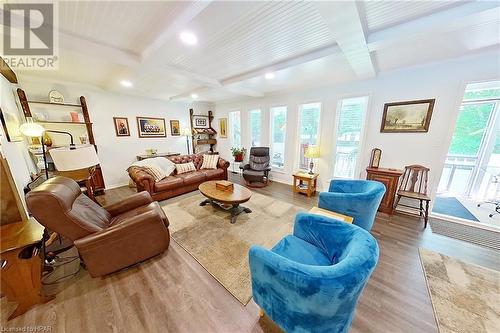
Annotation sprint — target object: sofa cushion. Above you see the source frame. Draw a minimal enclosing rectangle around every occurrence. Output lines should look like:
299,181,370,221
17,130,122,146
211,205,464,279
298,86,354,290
176,171,206,185
272,235,331,266
154,176,183,192
202,168,224,179
175,162,196,174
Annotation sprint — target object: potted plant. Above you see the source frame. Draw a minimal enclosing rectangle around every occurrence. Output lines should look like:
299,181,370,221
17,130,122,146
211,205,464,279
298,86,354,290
231,147,246,162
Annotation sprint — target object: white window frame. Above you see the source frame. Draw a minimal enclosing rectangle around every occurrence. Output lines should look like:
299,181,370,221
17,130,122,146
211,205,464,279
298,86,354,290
229,110,241,148
249,108,262,147
297,102,322,170
332,95,369,179
270,105,288,170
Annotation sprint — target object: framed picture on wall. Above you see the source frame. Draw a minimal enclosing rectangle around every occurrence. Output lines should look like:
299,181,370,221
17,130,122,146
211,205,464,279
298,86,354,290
136,117,166,138
219,118,227,138
381,99,435,133
193,115,209,129
113,117,130,137
170,120,180,136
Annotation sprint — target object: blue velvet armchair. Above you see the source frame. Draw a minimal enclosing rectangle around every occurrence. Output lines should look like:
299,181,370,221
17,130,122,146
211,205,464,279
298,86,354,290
319,179,386,231
249,213,379,333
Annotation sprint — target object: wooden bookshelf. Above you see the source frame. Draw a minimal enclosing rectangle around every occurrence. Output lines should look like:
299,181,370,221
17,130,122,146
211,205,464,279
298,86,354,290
17,88,105,194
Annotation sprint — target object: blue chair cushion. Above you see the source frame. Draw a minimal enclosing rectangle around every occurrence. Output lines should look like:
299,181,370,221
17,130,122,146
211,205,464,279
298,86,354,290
272,235,332,266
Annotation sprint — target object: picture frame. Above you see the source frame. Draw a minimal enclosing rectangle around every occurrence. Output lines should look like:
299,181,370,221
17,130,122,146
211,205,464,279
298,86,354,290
219,118,227,138
170,120,180,136
136,117,166,138
193,115,209,129
381,99,435,133
113,117,130,137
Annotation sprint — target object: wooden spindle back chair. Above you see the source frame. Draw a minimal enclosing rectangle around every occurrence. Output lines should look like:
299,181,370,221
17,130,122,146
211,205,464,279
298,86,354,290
394,165,431,228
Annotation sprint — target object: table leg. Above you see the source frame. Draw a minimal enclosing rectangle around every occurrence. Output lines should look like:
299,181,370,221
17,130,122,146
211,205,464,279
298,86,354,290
200,198,211,206
230,204,252,224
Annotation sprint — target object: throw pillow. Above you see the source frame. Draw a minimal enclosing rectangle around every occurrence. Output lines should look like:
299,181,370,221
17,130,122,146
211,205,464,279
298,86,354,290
150,157,175,176
175,162,196,174
201,154,219,169
141,165,168,182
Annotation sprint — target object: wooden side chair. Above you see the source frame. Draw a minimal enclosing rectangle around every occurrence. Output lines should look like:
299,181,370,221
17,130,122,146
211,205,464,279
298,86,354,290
394,165,431,228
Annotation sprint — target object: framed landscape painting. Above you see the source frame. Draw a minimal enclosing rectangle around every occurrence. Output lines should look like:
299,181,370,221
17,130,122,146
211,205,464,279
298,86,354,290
136,117,166,138
170,120,180,136
113,117,130,137
381,99,435,133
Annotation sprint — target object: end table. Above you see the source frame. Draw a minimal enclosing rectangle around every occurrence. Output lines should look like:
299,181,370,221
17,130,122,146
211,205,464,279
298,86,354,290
293,172,319,197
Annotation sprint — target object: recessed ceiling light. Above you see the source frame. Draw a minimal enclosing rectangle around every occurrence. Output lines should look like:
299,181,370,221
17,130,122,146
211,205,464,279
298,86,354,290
120,80,133,87
191,93,198,99
265,72,275,80
180,31,198,45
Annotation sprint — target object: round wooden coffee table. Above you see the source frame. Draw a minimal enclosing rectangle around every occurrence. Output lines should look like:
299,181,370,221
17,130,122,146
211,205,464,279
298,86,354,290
198,181,252,224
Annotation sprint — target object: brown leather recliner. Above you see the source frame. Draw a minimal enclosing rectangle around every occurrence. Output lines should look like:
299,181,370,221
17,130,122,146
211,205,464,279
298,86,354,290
26,176,170,277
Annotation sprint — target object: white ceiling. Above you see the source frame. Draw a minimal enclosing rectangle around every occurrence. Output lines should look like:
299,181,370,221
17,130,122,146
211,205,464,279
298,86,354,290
2,0,499,103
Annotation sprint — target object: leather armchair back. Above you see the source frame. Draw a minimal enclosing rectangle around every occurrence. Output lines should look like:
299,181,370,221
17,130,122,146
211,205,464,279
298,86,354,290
169,154,204,171
249,147,270,171
26,176,111,241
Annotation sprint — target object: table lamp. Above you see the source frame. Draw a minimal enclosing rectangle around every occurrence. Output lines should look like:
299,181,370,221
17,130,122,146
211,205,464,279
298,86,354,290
180,127,192,154
305,145,320,174
19,117,77,178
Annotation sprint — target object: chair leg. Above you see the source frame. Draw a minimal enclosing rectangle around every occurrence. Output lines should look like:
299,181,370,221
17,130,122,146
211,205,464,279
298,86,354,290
424,200,430,228
419,200,423,216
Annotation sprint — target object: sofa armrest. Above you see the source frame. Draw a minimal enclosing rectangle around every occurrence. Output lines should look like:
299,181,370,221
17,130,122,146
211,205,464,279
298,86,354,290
74,210,169,277
103,191,153,216
128,166,155,193
218,158,230,170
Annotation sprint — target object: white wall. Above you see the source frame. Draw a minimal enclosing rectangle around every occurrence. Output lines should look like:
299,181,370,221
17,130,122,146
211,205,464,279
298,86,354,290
16,76,213,188
215,50,500,201
0,75,38,211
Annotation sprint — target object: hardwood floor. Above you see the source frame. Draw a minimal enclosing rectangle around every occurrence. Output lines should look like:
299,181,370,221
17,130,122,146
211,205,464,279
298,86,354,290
2,174,499,332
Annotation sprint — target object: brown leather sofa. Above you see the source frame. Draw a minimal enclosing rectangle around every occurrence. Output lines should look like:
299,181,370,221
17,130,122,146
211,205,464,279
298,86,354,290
26,176,170,277
128,154,230,201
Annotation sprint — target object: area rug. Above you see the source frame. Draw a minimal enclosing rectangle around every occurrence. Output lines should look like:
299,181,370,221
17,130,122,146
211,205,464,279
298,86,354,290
433,196,479,222
161,192,305,304
419,248,500,333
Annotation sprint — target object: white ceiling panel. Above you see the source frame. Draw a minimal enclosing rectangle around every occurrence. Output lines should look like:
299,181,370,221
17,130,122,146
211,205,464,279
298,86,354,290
169,1,334,79
59,1,179,54
361,0,463,32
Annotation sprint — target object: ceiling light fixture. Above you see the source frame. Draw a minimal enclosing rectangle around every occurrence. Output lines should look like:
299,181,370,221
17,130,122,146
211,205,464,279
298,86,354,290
265,72,275,80
180,31,198,45
191,93,198,99
120,80,133,88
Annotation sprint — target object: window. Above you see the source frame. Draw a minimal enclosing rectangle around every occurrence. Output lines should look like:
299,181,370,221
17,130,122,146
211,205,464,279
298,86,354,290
249,109,261,146
229,111,241,147
333,96,369,178
270,106,287,168
298,102,321,169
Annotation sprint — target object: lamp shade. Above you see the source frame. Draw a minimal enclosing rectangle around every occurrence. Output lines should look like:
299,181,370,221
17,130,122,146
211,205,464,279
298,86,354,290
49,145,100,171
19,118,45,137
180,127,192,136
305,145,320,158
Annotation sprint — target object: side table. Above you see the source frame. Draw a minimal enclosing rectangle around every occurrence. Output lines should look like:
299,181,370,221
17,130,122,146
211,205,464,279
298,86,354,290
293,172,319,197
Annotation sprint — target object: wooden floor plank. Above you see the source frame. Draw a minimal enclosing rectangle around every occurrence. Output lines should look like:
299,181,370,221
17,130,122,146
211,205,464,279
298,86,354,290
2,174,498,332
